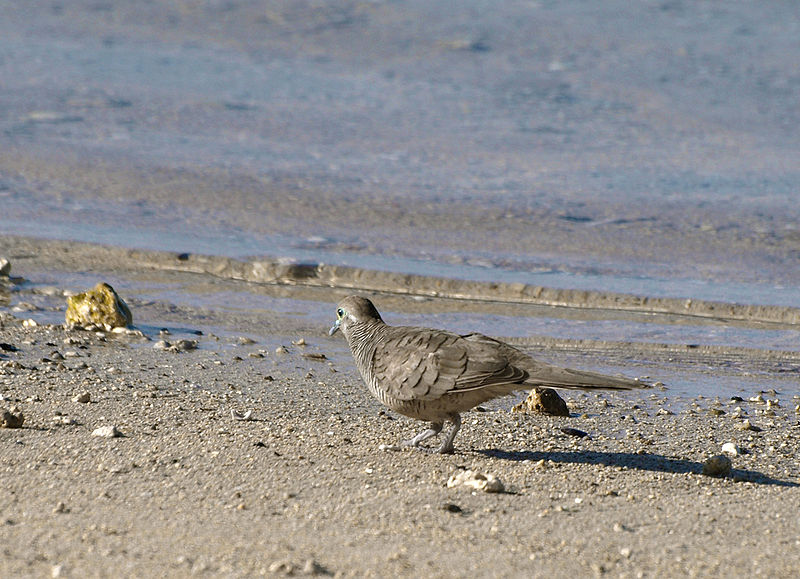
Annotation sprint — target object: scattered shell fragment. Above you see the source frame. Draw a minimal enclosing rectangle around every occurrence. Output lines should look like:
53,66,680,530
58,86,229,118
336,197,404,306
447,469,505,493
379,443,403,452
702,455,732,477
268,559,325,576
52,415,77,425
0,258,10,277
721,442,740,456
231,409,253,421
267,560,295,575
111,326,146,338
91,425,123,438
292,338,306,346
0,406,24,428
275,345,289,355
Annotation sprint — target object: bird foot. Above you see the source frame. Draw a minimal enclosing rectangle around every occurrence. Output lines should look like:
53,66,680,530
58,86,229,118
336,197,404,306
400,440,455,454
399,415,460,454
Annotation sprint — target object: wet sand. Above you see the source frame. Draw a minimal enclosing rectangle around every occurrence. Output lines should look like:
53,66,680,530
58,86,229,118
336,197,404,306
2,240,800,577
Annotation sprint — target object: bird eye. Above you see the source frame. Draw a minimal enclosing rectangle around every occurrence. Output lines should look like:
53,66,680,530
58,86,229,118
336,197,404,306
336,308,344,318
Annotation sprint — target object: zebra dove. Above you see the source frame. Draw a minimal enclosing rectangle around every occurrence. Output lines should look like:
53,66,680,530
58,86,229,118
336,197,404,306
330,295,646,454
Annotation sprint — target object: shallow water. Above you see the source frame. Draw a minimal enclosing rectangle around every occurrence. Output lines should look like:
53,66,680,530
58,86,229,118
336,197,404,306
6,253,798,408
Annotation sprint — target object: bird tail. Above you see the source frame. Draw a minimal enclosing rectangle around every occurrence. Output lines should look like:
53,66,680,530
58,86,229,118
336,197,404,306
462,333,648,392
521,362,646,391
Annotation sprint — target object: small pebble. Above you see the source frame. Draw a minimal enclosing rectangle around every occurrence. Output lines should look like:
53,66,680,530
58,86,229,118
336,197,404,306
72,392,91,404
1,407,24,428
440,503,463,513
560,427,589,438
53,502,69,514
702,455,732,477
172,339,198,352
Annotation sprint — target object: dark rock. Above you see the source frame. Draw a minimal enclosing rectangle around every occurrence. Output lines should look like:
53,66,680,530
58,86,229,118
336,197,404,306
512,387,570,416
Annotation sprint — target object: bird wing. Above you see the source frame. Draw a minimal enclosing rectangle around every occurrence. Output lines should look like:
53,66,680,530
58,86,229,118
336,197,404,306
371,328,528,401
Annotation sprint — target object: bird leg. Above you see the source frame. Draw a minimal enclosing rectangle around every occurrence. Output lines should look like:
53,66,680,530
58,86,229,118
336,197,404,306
402,422,442,448
401,414,461,454
433,414,461,454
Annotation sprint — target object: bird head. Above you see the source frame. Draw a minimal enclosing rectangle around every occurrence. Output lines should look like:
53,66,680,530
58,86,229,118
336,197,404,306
329,296,383,339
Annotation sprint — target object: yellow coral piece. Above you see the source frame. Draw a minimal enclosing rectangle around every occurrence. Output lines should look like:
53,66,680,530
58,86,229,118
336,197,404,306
65,282,132,328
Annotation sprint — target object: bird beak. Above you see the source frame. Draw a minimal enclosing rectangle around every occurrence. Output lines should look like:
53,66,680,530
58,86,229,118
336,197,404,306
329,319,340,336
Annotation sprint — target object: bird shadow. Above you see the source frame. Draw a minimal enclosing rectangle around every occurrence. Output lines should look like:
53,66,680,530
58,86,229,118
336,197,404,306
476,448,799,487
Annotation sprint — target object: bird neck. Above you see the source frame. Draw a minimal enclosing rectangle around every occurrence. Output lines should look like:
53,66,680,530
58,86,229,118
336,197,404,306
347,319,387,375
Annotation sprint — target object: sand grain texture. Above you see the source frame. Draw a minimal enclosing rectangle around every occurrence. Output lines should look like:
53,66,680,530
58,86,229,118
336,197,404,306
1,308,798,577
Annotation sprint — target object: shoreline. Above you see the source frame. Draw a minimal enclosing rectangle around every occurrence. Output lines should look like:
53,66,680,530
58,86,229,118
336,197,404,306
4,235,800,326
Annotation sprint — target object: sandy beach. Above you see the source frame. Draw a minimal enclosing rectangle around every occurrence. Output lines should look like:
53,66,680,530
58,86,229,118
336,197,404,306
2,241,799,577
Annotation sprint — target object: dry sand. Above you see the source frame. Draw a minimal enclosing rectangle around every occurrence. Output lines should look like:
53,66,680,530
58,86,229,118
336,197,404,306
1,242,799,578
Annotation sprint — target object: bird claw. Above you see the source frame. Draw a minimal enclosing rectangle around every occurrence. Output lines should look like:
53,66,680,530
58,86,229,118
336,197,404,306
399,439,455,454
